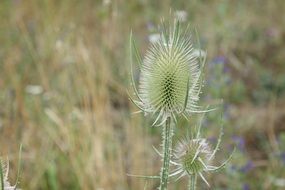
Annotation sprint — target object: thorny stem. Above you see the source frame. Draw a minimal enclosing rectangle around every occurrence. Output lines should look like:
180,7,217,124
189,174,197,190
159,117,173,190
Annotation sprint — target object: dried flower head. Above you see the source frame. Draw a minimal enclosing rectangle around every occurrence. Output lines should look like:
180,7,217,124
129,19,208,125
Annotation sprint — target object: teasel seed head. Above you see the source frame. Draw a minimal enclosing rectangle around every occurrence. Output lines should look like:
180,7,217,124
169,116,235,187
177,138,212,175
0,158,20,190
129,19,209,125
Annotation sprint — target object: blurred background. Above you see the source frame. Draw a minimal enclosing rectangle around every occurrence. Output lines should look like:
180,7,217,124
0,0,285,189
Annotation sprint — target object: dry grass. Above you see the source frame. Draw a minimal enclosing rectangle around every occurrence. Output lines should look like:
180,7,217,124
0,0,285,189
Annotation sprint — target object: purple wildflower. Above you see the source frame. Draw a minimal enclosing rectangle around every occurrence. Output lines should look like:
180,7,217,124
223,104,230,120
280,152,285,164
213,55,231,73
212,56,226,65
208,136,217,145
232,136,245,152
242,183,250,190
230,165,238,172
240,161,254,173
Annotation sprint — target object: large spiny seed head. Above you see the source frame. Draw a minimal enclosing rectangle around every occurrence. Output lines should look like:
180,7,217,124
138,20,200,119
145,47,190,112
130,19,204,125
176,139,211,175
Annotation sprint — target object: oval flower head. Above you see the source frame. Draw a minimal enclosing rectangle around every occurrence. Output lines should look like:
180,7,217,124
129,19,208,126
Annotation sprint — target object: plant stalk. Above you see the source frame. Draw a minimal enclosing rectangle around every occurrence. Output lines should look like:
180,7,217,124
188,174,197,190
159,117,173,190
0,160,4,190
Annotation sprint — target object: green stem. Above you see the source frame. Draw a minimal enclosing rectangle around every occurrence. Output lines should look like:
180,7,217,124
0,160,4,190
159,117,173,190
188,174,197,190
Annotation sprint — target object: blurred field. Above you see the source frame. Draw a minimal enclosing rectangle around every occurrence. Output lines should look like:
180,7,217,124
0,0,285,189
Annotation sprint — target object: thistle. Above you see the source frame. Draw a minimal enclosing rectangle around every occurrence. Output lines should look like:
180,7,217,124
129,19,207,190
0,158,20,190
0,146,22,190
130,20,206,125
170,118,234,190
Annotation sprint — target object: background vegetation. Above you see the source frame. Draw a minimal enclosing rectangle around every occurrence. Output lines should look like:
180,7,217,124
0,0,285,189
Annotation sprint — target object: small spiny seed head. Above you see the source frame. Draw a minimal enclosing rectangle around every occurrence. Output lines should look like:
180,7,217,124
175,138,211,175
